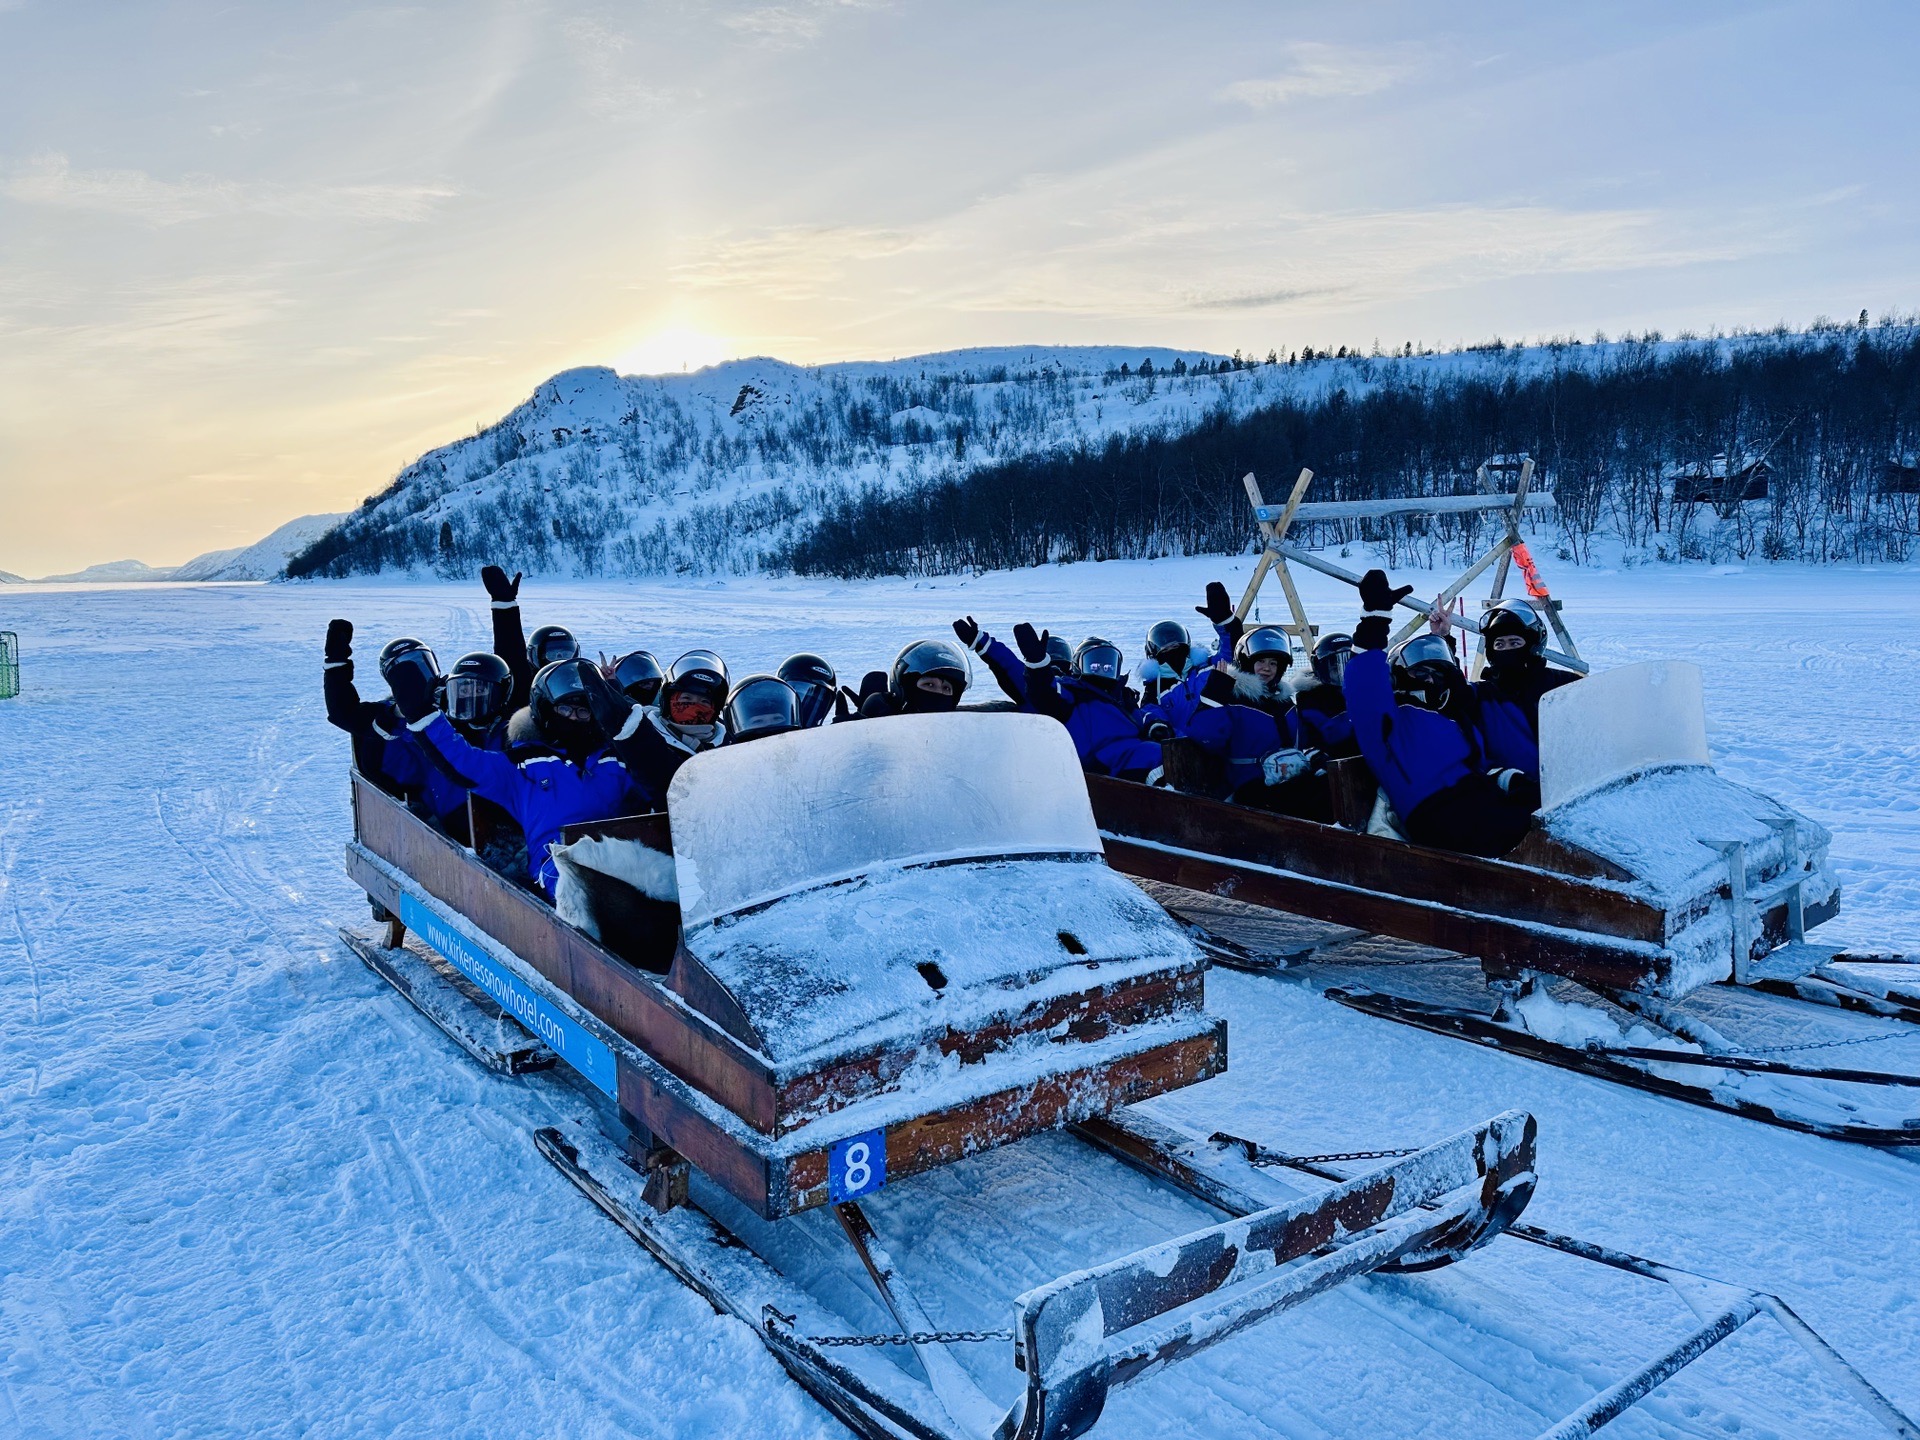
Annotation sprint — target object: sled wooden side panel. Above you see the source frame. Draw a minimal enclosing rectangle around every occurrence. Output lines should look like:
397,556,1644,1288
771,1023,1228,1217
1100,835,1671,991
350,773,783,1131
1089,775,1668,945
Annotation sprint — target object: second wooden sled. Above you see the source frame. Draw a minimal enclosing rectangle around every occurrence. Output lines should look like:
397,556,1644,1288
1094,661,1920,1145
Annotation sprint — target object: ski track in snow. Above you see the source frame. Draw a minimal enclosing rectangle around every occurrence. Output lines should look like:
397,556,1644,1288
0,559,1916,1438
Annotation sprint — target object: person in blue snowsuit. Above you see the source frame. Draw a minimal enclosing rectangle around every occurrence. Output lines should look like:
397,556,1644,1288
1010,629,1165,780
1466,598,1580,786
951,616,1071,711
1347,570,1534,857
1291,632,1359,759
389,655,644,897
322,622,477,830
480,563,587,756
1159,585,1328,817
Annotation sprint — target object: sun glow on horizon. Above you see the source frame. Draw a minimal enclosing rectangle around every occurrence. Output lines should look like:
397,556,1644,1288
613,326,734,377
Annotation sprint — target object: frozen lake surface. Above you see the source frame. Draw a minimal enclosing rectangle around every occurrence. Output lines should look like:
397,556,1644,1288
2,555,1917,1438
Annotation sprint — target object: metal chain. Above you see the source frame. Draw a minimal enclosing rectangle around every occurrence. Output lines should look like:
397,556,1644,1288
803,1328,1015,1348
1252,1146,1422,1166
1210,1131,1419,1168
764,1307,1011,1348
1739,1028,1920,1056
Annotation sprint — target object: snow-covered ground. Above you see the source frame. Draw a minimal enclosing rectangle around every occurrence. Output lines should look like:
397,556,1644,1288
2,558,1917,1438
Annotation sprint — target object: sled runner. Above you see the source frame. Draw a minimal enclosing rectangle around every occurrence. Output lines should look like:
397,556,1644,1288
1095,661,1920,1145
338,710,1912,1439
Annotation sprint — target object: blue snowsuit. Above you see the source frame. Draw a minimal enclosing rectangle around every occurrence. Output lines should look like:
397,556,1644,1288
324,662,482,828
1041,675,1162,778
1345,648,1486,820
974,635,1047,712
1471,664,1580,780
1291,682,1356,756
1161,670,1295,792
412,713,643,896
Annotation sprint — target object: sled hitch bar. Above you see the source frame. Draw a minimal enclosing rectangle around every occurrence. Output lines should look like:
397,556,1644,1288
1226,1137,1919,1440
996,1110,1538,1440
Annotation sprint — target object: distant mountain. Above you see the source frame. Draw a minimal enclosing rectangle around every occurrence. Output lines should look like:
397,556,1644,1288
285,345,1241,579
34,558,180,583
0,568,23,584
174,511,345,582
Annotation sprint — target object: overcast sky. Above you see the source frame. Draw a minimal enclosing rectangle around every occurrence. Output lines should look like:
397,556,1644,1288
2,0,1915,574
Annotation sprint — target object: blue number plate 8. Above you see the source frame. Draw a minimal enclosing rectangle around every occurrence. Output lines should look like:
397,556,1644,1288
828,1129,887,1203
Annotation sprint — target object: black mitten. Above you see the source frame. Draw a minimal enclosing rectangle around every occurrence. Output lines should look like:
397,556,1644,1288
1201,668,1239,705
1357,568,1413,614
480,564,523,604
1195,581,1234,626
1013,623,1051,668
325,619,353,667
577,659,635,740
388,662,436,724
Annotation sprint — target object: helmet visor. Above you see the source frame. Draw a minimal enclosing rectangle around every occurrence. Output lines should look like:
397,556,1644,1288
1395,634,1455,669
724,680,798,739
443,673,502,723
536,634,578,667
786,677,834,727
382,647,440,693
1077,643,1124,680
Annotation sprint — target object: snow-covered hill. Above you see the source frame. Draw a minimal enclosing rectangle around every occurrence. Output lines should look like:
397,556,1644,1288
0,567,23,584
174,511,345,582
285,328,1909,581
279,344,1347,579
32,558,180,583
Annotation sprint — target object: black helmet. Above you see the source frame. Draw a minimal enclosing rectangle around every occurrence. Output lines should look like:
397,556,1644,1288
724,675,800,743
1144,620,1192,672
1390,634,1465,714
662,650,730,723
1482,598,1547,669
443,651,511,728
611,650,665,706
527,624,579,670
1234,626,1291,673
889,638,970,712
777,653,838,727
1311,632,1354,687
378,638,440,693
1074,640,1126,683
1045,633,1074,675
529,658,607,757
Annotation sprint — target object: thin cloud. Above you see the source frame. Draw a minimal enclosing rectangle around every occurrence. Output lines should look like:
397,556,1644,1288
561,18,674,118
1220,42,1419,108
1188,287,1340,311
2,153,455,225
672,224,925,300
722,0,885,47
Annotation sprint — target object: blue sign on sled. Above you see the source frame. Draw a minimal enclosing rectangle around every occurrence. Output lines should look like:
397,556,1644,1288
399,892,617,1098
828,1129,887,1203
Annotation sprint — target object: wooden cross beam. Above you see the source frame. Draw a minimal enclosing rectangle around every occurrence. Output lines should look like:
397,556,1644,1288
1235,469,1317,654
